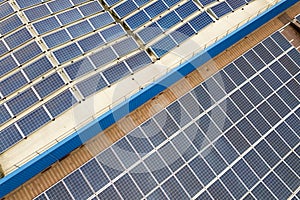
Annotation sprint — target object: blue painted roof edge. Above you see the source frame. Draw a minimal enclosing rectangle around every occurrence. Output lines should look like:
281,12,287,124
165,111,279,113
0,0,298,198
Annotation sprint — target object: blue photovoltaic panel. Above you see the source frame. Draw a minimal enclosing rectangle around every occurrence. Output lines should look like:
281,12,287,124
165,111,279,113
0,40,8,57
144,0,168,18
78,33,105,53
23,56,53,81
103,0,120,6
71,0,86,5
125,51,152,71
226,0,247,10
197,0,216,6
6,88,39,115
67,20,94,39
0,14,23,35
189,12,214,32
15,0,41,9
33,73,65,98
53,43,82,64
57,8,82,25
157,11,181,31
0,104,11,124
13,41,42,65
89,47,117,68
23,4,51,21
0,2,14,19
137,22,163,44
163,0,180,7
76,73,108,98
79,1,103,16
125,10,150,30
45,89,77,117
100,24,126,43
271,31,292,51
43,29,71,48
170,23,196,44
64,58,95,80
150,35,177,58
287,48,300,67
113,0,138,18
134,0,150,6
47,0,73,13
46,182,73,200
33,17,61,35
4,27,32,49
0,55,18,77
17,106,51,136
175,0,199,19
210,1,233,18
0,71,28,97
89,12,115,30
111,37,139,57
0,124,23,153
102,62,131,84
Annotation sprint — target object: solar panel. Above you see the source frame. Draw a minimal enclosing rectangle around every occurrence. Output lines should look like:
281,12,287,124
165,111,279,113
0,40,8,57
157,11,181,31
0,14,23,36
67,20,94,39
53,43,82,64
32,16,61,35
16,106,51,136
162,0,180,7
197,0,216,7
43,29,71,48
23,4,51,21
0,124,23,153
113,0,138,19
4,27,32,50
57,8,82,26
124,10,150,30
64,57,95,80
125,51,152,71
6,88,39,115
0,71,28,97
33,73,65,98
23,56,53,81
226,0,247,10
134,0,150,6
15,0,41,9
210,1,233,18
89,46,117,68
0,104,11,125
45,89,77,118
47,0,73,13
100,24,126,42
111,37,139,57
0,55,18,77
170,23,196,45
102,62,131,84
78,1,104,16
13,41,43,65
144,0,168,18
88,12,115,30
0,2,14,20
136,22,163,44
175,0,199,19
103,0,120,7
150,35,177,58
75,73,108,98
189,11,214,32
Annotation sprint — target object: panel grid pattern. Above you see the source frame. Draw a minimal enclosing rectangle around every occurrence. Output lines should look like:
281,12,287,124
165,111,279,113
35,31,300,200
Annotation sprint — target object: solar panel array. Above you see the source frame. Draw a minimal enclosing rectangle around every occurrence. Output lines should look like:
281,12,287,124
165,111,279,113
34,31,300,200
1,0,254,153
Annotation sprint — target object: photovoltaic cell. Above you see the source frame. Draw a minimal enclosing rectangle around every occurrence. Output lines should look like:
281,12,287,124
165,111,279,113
76,73,107,98
0,14,23,35
0,124,23,153
33,73,65,98
103,62,131,84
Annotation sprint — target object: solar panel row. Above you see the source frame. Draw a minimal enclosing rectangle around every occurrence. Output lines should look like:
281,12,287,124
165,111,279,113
34,31,300,200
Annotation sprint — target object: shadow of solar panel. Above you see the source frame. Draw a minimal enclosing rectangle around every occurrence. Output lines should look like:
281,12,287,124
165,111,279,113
76,73,107,98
